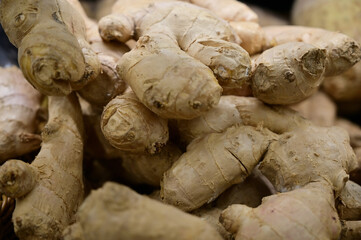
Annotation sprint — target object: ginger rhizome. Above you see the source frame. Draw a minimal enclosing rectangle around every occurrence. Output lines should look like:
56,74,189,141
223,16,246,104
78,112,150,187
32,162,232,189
101,90,169,154
63,182,223,240
0,94,84,240
99,1,251,119
0,67,42,162
0,0,100,96
161,125,277,211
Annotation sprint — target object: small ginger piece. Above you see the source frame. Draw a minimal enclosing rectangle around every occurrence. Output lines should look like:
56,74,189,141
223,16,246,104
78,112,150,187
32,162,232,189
63,182,223,240
100,1,251,119
337,181,361,221
252,42,327,104
0,0,100,96
0,94,84,240
161,125,277,212
221,182,341,240
0,66,42,162
341,220,361,240
262,26,361,77
101,90,169,154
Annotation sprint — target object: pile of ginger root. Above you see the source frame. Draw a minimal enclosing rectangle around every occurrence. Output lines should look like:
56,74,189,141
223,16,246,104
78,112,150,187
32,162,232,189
1,0,361,239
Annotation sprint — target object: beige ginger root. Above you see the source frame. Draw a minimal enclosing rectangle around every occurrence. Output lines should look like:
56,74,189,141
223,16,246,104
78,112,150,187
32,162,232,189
101,90,169,154
161,125,277,212
63,182,223,240
0,67,42,162
221,182,341,240
252,42,327,104
335,118,361,148
100,1,252,119
262,26,361,77
337,180,361,221
0,0,100,96
0,94,84,240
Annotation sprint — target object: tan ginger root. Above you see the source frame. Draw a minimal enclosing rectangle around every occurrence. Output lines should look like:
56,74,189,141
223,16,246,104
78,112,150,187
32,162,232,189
101,90,169,154
252,42,327,104
0,94,84,240
290,91,337,127
262,26,361,77
341,220,361,240
337,181,361,221
100,1,252,119
63,182,223,240
0,0,100,96
161,125,277,212
221,182,341,240
67,0,130,106
177,95,307,144
0,67,42,162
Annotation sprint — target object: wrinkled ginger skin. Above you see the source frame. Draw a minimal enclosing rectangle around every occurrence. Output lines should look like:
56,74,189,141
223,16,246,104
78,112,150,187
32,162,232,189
101,1,252,119
0,94,84,240
0,0,99,96
161,125,277,212
101,91,169,154
252,42,326,105
262,26,361,77
63,182,223,240
0,67,41,162
220,182,341,240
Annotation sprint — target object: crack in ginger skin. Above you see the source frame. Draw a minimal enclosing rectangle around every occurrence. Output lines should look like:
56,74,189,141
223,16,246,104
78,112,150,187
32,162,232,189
0,67,42,162
0,0,100,96
99,1,252,119
0,94,84,240
63,182,223,240
161,125,277,212
101,90,169,154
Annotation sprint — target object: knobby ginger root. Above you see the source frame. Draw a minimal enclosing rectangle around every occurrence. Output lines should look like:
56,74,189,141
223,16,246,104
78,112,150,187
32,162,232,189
177,96,308,143
63,182,223,240
0,67,42,162
220,182,341,240
0,0,100,96
262,26,361,77
101,90,169,154
100,1,252,119
290,91,337,127
337,181,361,221
68,0,130,106
252,42,327,104
0,94,84,240
161,125,277,212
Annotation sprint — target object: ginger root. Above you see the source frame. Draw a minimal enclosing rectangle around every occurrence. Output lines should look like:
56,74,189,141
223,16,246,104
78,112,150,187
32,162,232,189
0,66,42,162
0,94,84,240
63,182,223,240
0,0,100,95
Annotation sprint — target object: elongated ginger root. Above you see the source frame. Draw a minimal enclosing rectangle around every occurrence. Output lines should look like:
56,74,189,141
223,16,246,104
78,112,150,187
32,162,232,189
0,67,42,162
262,26,361,77
252,42,327,104
221,182,341,240
0,0,100,96
63,182,223,240
0,94,84,240
161,125,277,211
101,90,168,154
100,1,252,119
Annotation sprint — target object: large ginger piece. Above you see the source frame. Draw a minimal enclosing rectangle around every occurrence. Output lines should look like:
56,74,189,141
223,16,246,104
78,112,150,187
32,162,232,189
221,182,341,240
161,125,277,211
262,26,361,77
101,90,168,154
0,94,84,240
0,67,41,162
0,0,100,96
100,1,251,119
252,42,327,104
63,182,223,240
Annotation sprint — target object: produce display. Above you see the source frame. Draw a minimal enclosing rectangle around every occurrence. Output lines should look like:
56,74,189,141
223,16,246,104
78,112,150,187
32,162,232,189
0,0,360,239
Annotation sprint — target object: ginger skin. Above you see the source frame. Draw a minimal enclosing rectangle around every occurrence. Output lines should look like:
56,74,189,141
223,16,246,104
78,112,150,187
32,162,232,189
0,67,42,162
0,0,100,96
0,94,84,240
63,182,223,240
